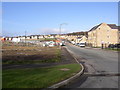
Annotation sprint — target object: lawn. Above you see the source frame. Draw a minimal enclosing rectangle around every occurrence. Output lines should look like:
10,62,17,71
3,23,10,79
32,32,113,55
3,64,81,88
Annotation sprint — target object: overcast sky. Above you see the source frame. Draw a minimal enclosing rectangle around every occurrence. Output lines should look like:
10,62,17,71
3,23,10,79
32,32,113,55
2,2,118,37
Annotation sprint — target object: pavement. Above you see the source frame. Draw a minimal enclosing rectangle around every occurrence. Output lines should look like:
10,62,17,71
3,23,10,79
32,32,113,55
62,42,119,88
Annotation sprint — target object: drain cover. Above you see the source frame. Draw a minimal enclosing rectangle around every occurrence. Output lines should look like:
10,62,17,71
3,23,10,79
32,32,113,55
60,68,70,71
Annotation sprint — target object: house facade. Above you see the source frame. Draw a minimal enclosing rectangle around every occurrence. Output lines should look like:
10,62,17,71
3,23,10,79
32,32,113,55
75,35,87,44
87,23,119,47
66,35,80,41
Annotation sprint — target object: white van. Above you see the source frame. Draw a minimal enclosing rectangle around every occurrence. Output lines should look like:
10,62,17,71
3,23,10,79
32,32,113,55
79,43,85,47
71,41,75,45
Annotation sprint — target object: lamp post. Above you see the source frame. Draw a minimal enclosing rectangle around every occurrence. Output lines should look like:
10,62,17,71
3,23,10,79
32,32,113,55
59,23,67,35
25,30,27,46
59,23,67,49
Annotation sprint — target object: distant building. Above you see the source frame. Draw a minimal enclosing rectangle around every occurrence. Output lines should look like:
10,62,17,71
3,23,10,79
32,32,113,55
12,37,21,42
25,36,30,39
47,35,55,38
66,35,79,41
19,36,26,40
0,37,6,41
31,35,38,39
38,35,44,39
5,37,13,40
75,35,87,44
87,23,119,47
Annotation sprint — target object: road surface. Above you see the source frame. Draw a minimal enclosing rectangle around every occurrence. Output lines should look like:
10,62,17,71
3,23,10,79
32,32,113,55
64,43,119,88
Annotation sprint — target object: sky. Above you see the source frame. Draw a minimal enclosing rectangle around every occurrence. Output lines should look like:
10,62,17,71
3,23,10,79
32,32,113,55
2,2,118,37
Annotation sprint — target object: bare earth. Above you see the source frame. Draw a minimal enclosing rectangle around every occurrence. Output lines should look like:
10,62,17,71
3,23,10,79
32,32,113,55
3,46,76,69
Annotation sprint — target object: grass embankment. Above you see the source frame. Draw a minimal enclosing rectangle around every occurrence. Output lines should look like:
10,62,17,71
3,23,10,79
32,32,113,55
3,64,81,88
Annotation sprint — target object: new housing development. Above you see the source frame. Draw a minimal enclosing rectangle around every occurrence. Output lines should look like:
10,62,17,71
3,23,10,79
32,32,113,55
3,23,120,48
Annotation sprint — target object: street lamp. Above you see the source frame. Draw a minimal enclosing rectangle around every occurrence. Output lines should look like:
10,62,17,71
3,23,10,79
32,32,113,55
59,23,67,35
25,30,27,46
58,23,67,49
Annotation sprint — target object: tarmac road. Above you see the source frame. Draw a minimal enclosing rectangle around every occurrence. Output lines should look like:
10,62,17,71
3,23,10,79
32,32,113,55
64,43,119,88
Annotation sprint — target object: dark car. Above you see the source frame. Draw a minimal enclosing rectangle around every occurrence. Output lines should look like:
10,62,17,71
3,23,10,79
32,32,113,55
108,44,115,48
75,43,80,46
114,44,120,48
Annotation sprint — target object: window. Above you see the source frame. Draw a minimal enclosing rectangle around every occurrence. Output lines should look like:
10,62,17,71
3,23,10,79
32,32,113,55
107,36,110,38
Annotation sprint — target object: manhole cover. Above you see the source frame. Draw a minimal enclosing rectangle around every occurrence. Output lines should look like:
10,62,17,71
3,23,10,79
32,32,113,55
60,68,70,71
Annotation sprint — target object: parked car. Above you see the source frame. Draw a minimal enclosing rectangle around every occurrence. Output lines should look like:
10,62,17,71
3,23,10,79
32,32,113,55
71,41,75,45
61,42,66,46
114,44,120,48
49,44,55,47
78,43,85,47
67,40,71,43
75,43,80,46
108,44,115,48
44,41,56,47
61,41,65,46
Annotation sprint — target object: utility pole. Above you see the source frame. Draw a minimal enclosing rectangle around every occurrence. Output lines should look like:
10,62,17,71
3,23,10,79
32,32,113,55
59,23,67,49
25,30,27,46
59,24,62,35
59,23,67,35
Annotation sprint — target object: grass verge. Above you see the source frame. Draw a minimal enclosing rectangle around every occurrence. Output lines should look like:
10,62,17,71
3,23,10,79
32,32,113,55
104,48,120,51
3,63,81,88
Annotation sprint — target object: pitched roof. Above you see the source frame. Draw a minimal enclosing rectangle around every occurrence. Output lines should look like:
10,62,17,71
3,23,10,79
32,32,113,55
77,37,82,39
89,23,102,32
118,26,120,31
107,24,118,29
89,23,118,32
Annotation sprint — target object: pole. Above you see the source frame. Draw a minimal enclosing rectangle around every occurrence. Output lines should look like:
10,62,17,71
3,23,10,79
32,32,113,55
25,30,27,46
59,23,67,35
59,23,67,49
59,24,62,49
59,24,62,35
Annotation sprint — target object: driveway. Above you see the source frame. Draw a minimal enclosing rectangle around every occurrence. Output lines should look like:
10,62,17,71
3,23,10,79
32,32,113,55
64,42,119,88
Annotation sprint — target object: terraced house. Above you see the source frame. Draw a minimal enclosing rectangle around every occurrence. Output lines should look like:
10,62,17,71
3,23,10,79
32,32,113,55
87,23,119,47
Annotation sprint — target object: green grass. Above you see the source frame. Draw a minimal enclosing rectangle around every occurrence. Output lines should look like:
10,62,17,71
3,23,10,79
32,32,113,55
3,64,81,88
105,48,120,51
3,58,61,64
92,47,101,48
43,38,56,41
